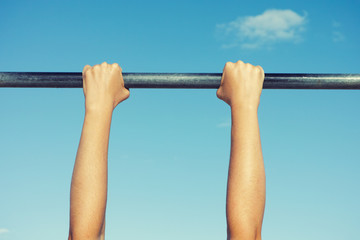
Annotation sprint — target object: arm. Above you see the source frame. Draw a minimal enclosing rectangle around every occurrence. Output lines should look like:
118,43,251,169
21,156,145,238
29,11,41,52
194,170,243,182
68,62,129,240
217,61,265,240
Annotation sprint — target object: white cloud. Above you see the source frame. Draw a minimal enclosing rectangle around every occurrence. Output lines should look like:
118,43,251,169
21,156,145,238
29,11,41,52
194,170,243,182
0,229,9,234
332,20,345,42
333,31,345,42
332,20,341,28
216,9,307,49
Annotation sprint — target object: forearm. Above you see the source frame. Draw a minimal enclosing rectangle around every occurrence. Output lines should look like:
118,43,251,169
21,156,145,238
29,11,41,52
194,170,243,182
69,109,112,239
226,107,265,239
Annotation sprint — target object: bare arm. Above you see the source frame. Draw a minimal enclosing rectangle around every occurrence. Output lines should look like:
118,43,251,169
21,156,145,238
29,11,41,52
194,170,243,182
217,61,265,240
68,62,129,240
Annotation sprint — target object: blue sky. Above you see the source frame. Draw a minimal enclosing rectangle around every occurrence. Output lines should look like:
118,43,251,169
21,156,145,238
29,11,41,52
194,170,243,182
0,0,359,239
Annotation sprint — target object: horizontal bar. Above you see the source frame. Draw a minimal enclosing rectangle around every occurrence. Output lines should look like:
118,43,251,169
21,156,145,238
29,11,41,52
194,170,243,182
0,72,360,89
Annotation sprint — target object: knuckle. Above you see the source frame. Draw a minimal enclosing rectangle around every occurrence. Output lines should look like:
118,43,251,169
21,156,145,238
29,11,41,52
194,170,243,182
256,65,264,75
224,62,234,71
225,61,233,67
82,65,91,74
112,63,122,72
84,70,91,77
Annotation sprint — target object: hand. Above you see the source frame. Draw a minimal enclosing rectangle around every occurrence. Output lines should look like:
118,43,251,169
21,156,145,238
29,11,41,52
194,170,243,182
216,60,264,110
82,62,130,113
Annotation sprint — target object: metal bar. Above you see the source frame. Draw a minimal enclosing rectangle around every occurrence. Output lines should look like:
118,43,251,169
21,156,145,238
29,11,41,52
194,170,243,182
0,72,360,89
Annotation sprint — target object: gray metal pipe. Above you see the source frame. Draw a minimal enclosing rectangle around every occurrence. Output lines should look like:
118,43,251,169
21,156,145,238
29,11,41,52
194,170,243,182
0,72,360,89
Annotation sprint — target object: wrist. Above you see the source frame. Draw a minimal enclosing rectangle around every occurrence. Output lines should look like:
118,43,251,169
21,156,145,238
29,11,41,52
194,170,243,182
230,102,259,113
85,99,114,114
85,105,113,119
230,104,259,128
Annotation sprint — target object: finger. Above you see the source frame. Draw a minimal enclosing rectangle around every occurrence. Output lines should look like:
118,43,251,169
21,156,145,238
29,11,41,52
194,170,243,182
111,63,122,72
257,65,264,74
93,63,101,70
244,62,252,70
224,61,234,69
221,62,231,85
82,65,92,92
256,65,265,79
112,63,125,87
220,70,225,86
82,65,91,76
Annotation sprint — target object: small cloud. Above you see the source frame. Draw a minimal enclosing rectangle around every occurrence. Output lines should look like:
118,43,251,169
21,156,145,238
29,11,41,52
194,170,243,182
216,9,307,49
333,31,345,42
332,20,345,42
240,43,260,49
0,228,9,234
332,20,341,28
217,120,231,128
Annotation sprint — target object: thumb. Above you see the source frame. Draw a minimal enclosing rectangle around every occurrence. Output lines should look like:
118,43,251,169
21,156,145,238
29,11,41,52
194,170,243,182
216,87,223,100
82,65,91,93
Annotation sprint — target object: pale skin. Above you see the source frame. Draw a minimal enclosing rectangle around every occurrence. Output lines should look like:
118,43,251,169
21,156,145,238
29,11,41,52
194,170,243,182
68,61,265,240
217,61,265,240
68,62,129,240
